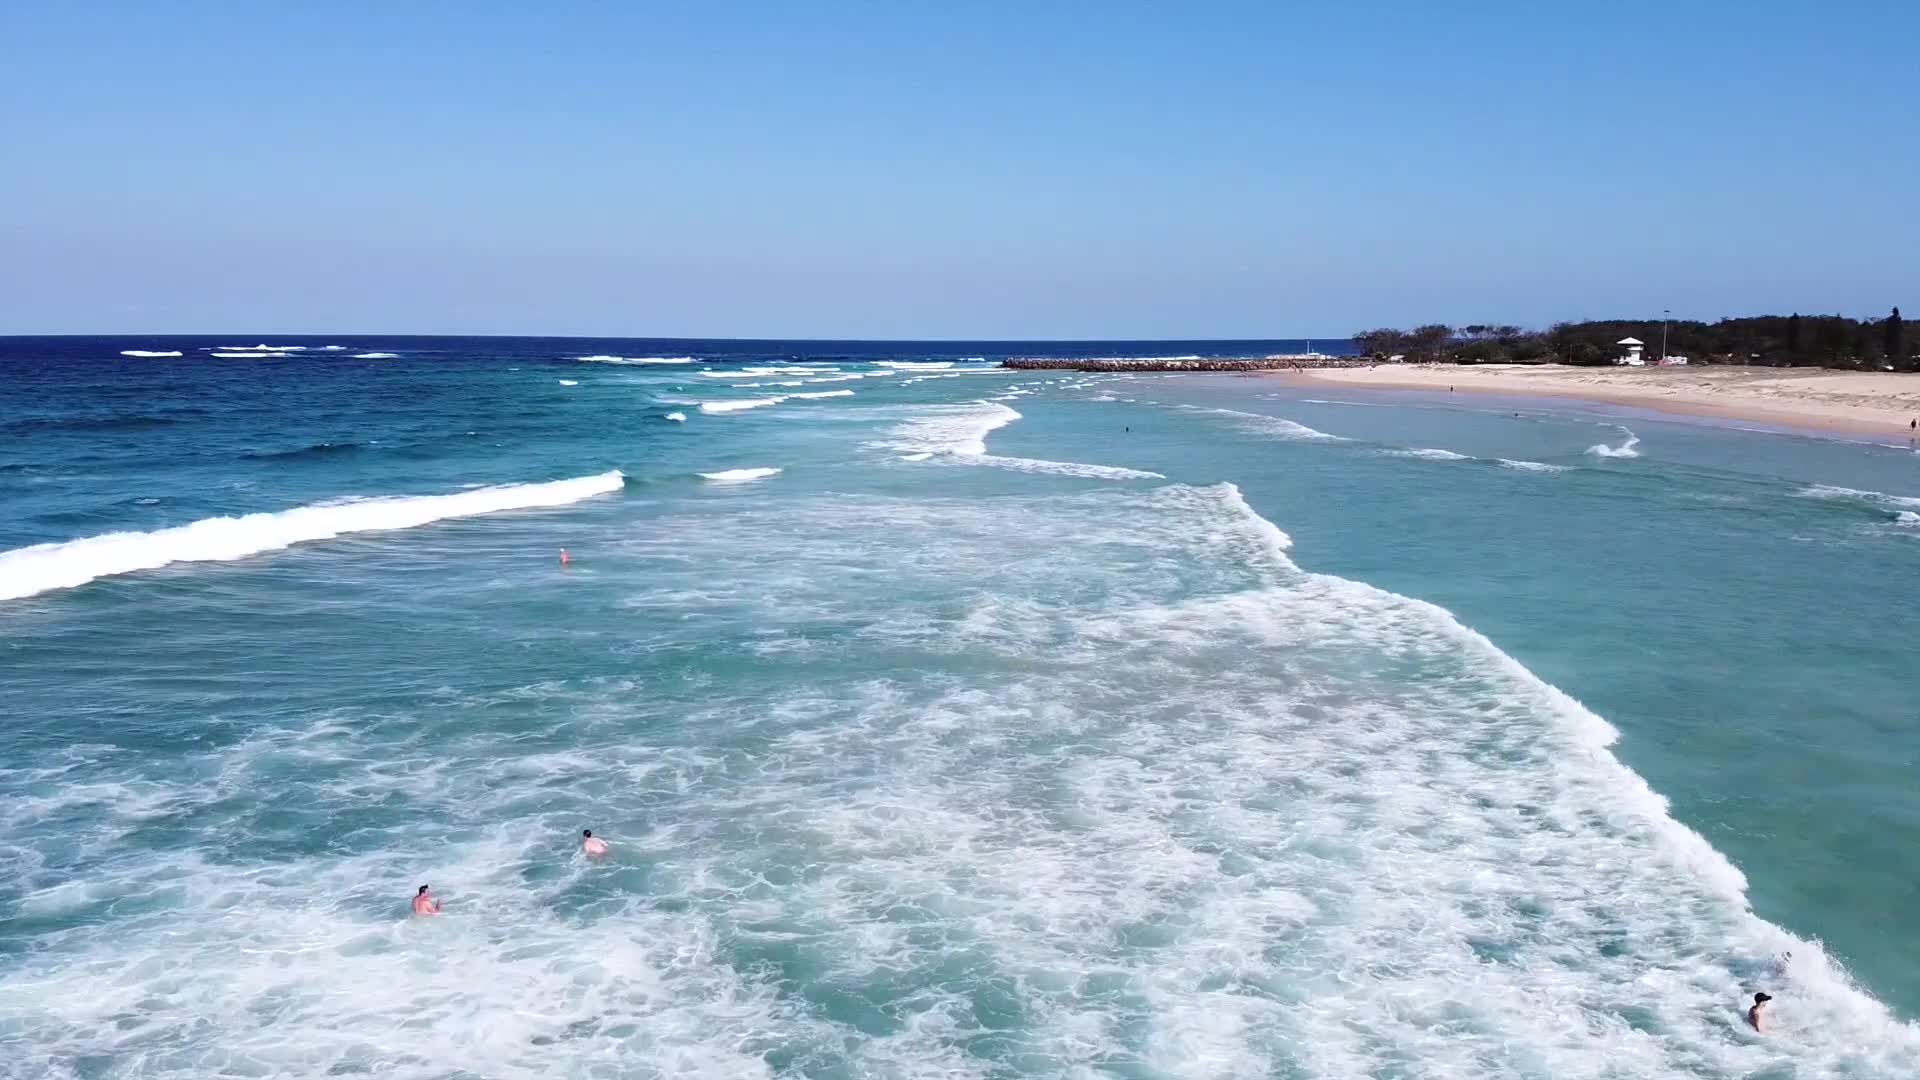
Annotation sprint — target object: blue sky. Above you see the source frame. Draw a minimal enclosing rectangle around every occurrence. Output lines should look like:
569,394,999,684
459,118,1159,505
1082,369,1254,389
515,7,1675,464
2,2,1913,338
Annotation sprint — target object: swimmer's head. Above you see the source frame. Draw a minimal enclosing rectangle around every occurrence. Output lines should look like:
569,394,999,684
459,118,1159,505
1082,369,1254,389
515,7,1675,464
1754,992,1772,1004
418,885,430,895
583,829,592,838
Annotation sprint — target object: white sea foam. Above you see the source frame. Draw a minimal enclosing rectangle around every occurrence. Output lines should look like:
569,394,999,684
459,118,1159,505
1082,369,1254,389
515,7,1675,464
698,467,783,483
972,456,1164,480
320,345,346,351
210,352,283,359
352,352,401,359
0,471,625,601
575,355,695,365
213,344,305,352
557,379,579,386
1587,429,1642,458
698,397,785,414
1386,447,1472,461
5,480,1916,1077
663,412,687,423
874,402,1022,455
1797,484,1920,511
788,390,855,400
874,402,1161,480
118,350,183,357
875,361,955,369
1182,405,1345,441
1498,459,1569,473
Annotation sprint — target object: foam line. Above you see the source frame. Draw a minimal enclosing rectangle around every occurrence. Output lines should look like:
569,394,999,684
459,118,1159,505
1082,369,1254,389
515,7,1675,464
0,471,625,601
698,397,785,414
1181,406,1344,441
1798,484,1920,510
698,467,782,483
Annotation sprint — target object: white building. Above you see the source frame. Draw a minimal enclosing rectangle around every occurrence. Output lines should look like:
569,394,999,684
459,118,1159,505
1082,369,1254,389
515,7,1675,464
1615,337,1646,366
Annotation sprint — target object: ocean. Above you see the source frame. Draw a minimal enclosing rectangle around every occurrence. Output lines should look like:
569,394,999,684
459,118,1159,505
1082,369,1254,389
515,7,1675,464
3,336,1917,1079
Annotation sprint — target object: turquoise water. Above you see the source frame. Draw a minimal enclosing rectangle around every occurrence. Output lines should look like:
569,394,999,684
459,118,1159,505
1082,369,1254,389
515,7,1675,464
4,341,1919,1078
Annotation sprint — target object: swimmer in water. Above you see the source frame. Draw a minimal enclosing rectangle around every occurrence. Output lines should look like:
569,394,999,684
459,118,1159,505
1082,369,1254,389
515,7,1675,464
582,829,609,857
412,884,441,916
1747,991,1772,1032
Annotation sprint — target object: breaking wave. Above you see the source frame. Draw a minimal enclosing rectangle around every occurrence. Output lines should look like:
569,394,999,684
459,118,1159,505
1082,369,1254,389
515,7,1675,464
1797,484,1920,512
698,397,785,414
0,471,626,601
698,467,783,483
1182,406,1345,441
1587,429,1642,458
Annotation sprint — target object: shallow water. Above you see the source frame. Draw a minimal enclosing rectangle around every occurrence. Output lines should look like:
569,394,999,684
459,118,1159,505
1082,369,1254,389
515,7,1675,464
3,339,1918,1078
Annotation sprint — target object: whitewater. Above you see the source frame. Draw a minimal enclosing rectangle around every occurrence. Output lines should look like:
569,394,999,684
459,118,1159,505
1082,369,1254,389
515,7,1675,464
3,339,1919,1079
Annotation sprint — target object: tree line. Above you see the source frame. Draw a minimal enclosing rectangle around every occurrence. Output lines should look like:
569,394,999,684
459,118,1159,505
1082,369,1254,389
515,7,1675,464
1352,310,1910,370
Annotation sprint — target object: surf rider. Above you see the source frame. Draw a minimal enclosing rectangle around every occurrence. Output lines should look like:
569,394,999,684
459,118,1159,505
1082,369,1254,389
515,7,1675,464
412,884,441,916
582,829,609,857
1747,992,1771,1032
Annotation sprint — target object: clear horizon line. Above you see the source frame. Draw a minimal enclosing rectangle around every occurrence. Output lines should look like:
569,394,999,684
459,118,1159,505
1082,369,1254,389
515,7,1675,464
0,331,1358,344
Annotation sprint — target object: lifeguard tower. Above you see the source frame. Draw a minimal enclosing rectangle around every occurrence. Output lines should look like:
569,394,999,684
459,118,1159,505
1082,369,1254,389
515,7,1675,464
1614,337,1646,366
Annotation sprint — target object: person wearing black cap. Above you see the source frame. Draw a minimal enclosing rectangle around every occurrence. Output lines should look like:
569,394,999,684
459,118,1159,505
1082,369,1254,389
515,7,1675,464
1747,991,1772,1032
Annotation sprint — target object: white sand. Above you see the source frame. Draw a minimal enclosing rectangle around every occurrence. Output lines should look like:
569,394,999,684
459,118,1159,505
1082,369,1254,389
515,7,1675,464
1283,364,1920,437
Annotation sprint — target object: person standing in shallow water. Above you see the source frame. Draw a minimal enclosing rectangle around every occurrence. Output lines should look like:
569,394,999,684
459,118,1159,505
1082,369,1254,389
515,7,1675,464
1747,991,1772,1032
581,829,610,857
411,884,440,916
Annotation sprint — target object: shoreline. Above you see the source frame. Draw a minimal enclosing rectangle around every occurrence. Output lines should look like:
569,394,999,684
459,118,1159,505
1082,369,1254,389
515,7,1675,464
1272,364,1920,440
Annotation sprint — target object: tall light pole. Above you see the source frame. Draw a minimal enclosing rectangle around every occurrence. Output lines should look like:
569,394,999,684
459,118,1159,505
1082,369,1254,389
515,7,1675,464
1661,309,1670,364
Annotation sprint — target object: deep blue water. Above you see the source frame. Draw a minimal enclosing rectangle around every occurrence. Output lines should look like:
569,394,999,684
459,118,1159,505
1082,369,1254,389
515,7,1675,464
3,336,1918,1078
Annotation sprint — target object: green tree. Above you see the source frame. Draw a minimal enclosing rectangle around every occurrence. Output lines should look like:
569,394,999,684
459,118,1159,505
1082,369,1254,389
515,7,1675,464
1786,313,1803,361
1887,307,1906,369
1351,328,1406,359
1406,324,1453,362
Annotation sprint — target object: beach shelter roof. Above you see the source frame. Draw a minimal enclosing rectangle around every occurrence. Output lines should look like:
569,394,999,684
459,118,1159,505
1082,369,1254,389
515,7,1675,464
1617,337,1644,346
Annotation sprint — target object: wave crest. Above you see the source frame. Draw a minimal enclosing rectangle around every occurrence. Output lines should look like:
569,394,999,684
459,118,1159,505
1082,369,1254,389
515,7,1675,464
0,471,625,601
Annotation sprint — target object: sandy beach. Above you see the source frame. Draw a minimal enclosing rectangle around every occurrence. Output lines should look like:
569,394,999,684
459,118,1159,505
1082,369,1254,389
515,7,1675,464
1282,364,1920,438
